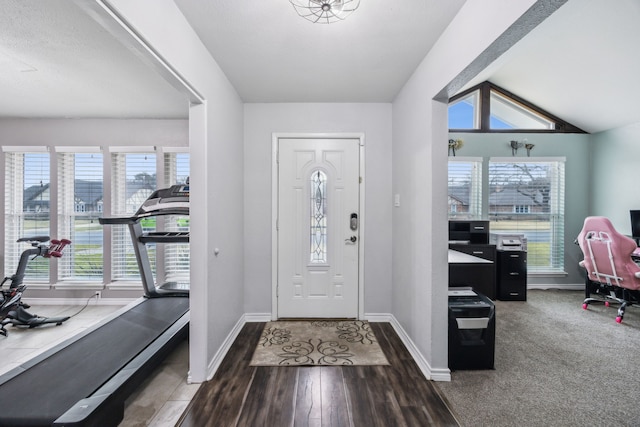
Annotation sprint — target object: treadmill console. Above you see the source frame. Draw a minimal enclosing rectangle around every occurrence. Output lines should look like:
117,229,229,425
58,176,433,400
136,184,190,217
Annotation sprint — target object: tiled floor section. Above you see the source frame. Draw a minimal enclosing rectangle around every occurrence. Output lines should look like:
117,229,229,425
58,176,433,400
121,339,199,426
0,302,196,426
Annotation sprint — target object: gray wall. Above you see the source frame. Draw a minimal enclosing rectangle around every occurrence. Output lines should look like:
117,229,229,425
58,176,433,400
449,132,590,286
590,122,640,232
392,0,544,378
111,0,245,383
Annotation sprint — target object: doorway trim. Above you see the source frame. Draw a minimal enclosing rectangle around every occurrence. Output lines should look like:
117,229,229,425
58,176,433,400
271,132,365,321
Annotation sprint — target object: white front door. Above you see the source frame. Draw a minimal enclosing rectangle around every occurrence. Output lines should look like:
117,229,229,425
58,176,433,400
277,137,360,318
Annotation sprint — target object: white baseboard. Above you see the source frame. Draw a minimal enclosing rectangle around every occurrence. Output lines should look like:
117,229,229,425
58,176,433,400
244,313,271,322
201,312,448,384
528,284,583,291
204,314,252,382
365,313,450,382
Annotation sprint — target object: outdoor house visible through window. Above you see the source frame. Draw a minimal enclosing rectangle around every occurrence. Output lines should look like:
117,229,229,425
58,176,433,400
4,147,50,282
448,158,482,220
110,149,157,282
57,147,103,282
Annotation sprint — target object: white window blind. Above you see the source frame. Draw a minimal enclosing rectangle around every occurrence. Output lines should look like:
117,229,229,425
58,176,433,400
57,150,103,281
448,157,482,220
489,157,565,273
162,151,190,285
111,151,157,281
4,150,50,282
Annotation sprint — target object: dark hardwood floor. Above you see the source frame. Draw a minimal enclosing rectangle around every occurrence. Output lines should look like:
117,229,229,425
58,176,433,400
178,322,459,427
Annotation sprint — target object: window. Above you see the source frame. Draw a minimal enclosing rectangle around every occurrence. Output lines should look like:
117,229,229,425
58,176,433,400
57,148,104,282
490,90,554,130
2,145,188,288
310,169,327,264
448,91,479,130
162,150,190,285
448,158,482,220
110,150,157,282
489,158,565,273
448,82,585,133
4,148,50,282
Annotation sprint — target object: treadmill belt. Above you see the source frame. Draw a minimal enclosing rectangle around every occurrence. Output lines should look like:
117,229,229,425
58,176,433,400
0,297,189,427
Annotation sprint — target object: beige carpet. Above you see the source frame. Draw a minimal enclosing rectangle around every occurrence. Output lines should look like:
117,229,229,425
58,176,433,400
250,320,389,366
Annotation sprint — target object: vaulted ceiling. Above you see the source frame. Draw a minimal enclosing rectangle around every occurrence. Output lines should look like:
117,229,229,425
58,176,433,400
0,0,638,134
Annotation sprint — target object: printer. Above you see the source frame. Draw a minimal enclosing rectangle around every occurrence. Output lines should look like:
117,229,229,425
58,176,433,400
490,233,527,251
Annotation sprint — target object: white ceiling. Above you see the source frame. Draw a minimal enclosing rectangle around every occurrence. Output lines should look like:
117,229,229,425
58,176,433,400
463,0,640,133
0,0,639,134
0,0,188,119
173,0,466,103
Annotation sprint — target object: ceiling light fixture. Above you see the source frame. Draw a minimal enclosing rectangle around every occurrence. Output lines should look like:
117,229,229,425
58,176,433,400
290,0,360,24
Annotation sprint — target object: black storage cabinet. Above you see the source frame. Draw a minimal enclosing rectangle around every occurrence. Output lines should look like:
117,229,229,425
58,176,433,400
449,220,490,244
448,243,497,299
497,250,527,301
448,291,495,370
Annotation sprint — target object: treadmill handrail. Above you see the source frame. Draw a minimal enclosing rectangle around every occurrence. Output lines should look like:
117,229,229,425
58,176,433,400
98,217,137,225
99,209,189,225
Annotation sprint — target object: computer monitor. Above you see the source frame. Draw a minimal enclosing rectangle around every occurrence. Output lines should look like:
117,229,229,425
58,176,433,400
630,210,640,239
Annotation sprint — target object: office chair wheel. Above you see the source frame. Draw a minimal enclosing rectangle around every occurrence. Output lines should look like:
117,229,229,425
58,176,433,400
616,316,623,323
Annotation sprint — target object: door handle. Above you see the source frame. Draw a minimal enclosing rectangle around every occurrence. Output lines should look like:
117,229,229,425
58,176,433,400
345,236,357,244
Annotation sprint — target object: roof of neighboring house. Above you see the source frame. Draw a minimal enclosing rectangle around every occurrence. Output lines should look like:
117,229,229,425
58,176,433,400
448,186,469,205
74,180,103,204
24,180,155,204
126,182,155,199
489,188,543,206
24,183,49,202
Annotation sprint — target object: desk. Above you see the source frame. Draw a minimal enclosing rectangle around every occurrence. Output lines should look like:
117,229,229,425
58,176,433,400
448,249,496,299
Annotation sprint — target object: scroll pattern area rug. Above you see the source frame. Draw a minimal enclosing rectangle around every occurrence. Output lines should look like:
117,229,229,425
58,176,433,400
250,320,390,366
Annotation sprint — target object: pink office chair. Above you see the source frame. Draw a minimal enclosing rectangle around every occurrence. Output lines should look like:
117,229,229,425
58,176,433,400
577,216,640,323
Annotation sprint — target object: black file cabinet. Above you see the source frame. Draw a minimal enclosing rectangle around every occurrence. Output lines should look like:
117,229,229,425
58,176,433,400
497,251,527,301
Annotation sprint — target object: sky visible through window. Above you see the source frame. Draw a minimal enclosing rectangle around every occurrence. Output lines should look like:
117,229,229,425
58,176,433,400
449,102,474,129
448,102,510,129
24,153,49,189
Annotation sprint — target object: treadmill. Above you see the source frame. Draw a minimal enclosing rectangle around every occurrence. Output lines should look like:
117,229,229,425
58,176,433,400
99,182,190,297
0,184,191,426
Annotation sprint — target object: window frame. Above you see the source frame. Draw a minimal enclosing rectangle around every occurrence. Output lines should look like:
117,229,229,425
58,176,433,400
449,81,586,134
